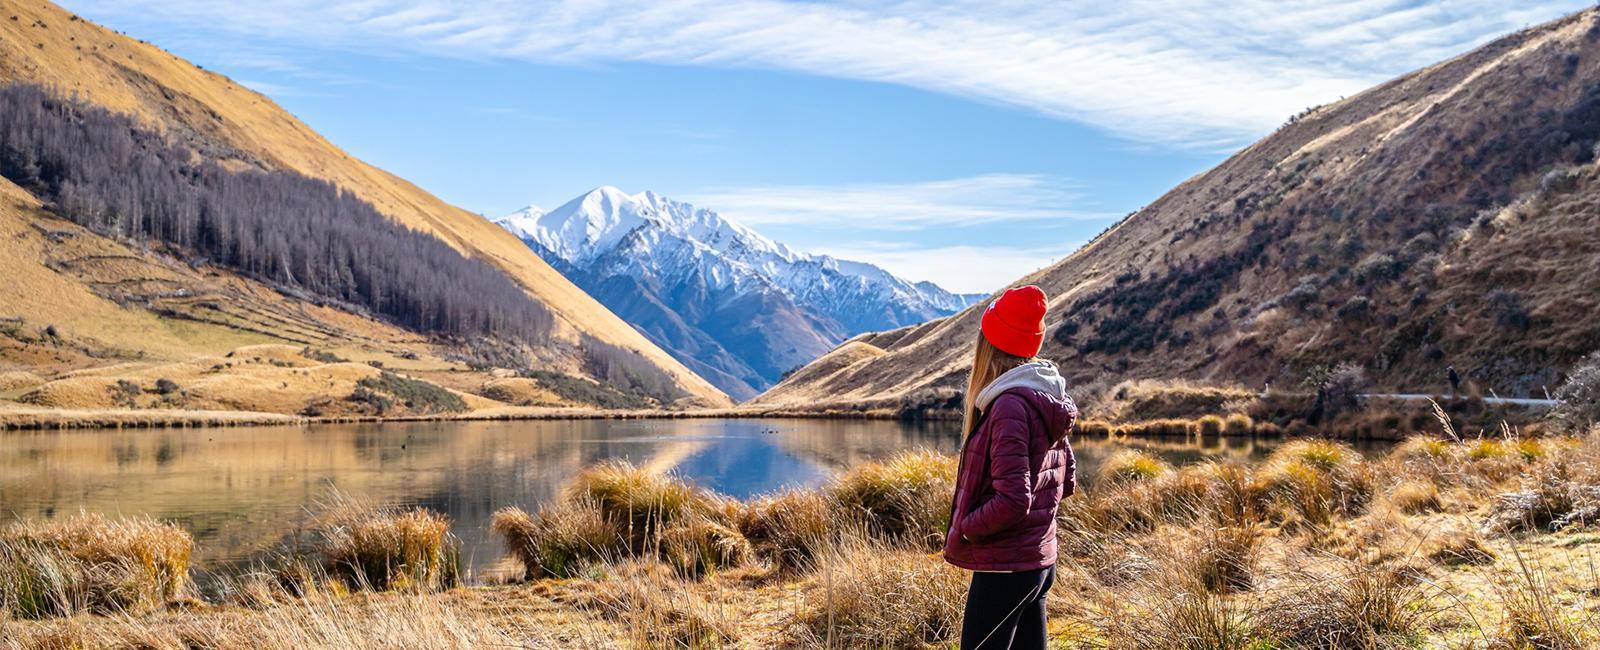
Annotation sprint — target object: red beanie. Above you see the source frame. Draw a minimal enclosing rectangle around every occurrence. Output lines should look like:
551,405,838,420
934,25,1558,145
981,285,1048,357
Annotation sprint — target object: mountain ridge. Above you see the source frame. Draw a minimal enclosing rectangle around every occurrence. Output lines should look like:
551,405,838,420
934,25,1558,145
756,7,1600,411
0,0,729,408
495,186,981,399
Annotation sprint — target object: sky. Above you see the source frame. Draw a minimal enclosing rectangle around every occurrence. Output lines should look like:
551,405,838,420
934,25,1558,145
60,0,1591,293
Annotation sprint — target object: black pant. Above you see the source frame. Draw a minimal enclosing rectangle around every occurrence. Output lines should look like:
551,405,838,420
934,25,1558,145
960,565,1054,649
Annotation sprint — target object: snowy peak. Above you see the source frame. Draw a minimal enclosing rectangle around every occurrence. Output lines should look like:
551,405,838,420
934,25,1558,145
511,185,798,266
494,204,544,241
516,186,647,262
492,186,978,396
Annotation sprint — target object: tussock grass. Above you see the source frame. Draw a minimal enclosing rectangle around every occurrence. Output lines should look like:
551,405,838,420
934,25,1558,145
1488,546,1596,649
305,498,460,592
568,561,739,647
1387,480,1443,514
794,539,967,647
0,514,191,619
1256,440,1371,526
1222,413,1255,436
569,461,716,549
490,501,619,580
3,585,576,648
1098,579,1264,650
1259,559,1432,649
829,449,955,548
11,431,1600,646
498,462,761,579
1187,522,1265,593
1097,448,1172,485
738,490,834,574
660,515,753,577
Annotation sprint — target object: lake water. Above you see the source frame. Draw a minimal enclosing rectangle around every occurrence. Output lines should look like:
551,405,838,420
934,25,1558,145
0,418,1307,580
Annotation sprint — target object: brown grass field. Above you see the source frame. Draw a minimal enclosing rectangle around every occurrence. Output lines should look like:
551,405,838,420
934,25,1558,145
6,424,1600,648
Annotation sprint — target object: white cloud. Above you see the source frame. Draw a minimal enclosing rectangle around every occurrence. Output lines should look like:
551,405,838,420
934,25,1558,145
62,0,1592,148
686,174,1102,230
810,241,1083,295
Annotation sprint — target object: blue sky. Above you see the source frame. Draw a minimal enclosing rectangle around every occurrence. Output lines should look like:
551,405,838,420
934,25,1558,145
61,1,1590,293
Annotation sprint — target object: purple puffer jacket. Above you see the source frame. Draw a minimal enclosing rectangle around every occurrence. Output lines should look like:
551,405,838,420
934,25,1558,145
943,361,1078,572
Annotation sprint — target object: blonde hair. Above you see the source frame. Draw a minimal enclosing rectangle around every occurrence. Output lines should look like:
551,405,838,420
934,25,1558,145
962,332,1033,438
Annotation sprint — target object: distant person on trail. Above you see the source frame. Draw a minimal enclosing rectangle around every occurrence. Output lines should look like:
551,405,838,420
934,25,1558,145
943,285,1078,650
1448,365,1462,400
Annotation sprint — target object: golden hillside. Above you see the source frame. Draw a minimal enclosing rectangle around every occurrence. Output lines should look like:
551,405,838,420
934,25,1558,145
0,0,727,407
758,8,1600,411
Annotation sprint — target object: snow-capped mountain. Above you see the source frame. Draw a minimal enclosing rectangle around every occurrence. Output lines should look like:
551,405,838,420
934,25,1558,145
494,186,981,399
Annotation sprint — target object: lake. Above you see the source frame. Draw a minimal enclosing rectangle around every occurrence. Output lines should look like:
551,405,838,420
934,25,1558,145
0,418,1307,580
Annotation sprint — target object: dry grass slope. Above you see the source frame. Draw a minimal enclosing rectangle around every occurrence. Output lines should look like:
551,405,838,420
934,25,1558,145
758,7,1600,412
0,0,727,407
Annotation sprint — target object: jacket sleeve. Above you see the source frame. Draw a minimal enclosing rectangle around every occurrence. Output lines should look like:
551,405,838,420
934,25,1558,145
1063,393,1079,496
1062,434,1078,497
957,395,1034,540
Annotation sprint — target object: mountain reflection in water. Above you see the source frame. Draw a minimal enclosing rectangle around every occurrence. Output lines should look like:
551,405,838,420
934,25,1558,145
1,418,1365,577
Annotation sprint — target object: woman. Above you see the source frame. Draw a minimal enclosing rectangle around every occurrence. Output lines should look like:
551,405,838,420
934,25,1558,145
944,285,1078,650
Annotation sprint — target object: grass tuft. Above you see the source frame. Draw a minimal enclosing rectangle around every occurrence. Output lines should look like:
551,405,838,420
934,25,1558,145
1097,449,1172,485
490,501,619,580
1256,440,1370,526
1260,560,1431,649
794,539,967,647
0,514,191,619
830,450,955,548
569,461,715,549
738,490,834,574
309,498,460,592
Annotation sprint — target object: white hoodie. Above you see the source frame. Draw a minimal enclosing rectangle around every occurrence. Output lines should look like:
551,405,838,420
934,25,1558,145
973,360,1068,412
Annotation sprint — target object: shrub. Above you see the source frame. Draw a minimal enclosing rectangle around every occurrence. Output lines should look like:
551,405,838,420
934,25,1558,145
300,347,346,364
1482,456,1600,534
491,502,619,580
519,369,649,410
0,514,191,619
355,372,466,414
111,379,142,408
1550,352,1600,432
152,378,179,395
830,450,956,548
1222,413,1255,436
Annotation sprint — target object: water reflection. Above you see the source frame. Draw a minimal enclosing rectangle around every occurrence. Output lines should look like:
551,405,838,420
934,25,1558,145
0,418,958,576
0,419,1385,577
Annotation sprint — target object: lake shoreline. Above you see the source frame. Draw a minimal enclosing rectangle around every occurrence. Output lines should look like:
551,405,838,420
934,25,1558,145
0,404,936,431
0,404,1483,443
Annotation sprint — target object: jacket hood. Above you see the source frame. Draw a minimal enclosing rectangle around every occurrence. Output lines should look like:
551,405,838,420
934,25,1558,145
974,360,1076,442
